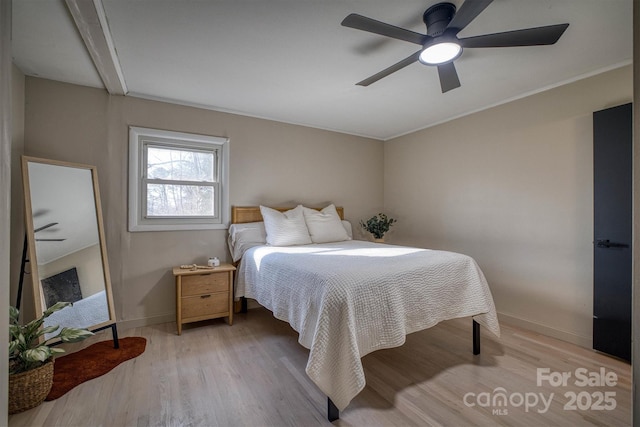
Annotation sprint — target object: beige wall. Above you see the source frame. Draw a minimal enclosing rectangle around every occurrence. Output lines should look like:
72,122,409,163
10,64,26,314
2,2,16,420
385,65,633,347
21,77,383,328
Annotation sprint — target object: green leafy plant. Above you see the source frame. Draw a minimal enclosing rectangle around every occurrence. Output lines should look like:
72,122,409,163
9,302,94,374
360,213,396,239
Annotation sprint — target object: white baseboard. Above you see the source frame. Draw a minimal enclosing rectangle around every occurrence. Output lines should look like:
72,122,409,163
110,307,593,351
114,301,261,332
246,299,261,310
116,313,176,332
497,312,592,349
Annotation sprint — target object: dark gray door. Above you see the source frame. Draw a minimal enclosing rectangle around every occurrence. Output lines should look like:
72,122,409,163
593,103,632,362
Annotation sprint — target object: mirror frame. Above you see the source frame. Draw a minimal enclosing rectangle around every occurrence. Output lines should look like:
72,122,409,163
22,155,117,339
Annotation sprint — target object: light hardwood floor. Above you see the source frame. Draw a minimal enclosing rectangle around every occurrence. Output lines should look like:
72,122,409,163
9,308,631,426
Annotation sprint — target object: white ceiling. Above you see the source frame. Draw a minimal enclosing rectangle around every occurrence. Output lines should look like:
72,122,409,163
12,0,632,141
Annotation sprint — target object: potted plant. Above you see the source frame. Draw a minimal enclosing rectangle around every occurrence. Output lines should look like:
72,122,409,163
9,302,94,414
360,213,396,242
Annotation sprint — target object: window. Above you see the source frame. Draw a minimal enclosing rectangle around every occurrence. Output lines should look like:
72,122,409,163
128,126,229,231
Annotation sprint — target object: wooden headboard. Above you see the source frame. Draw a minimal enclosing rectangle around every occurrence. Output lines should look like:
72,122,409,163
232,206,344,224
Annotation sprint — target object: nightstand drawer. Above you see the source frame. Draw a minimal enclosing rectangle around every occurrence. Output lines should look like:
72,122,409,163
182,292,229,319
181,273,229,297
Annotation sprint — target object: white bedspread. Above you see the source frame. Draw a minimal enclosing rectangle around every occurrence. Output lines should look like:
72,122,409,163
44,290,110,340
236,240,500,411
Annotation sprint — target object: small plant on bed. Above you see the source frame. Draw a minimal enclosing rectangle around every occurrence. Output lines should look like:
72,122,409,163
360,213,396,241
8,302,93,414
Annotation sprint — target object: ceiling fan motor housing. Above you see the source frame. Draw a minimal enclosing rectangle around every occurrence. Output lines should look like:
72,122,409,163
423,2,456,37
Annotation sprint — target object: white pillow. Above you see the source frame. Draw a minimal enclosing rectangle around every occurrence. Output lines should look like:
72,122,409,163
227,222,267,262
342,220,353,239
260,205,312,246
302,204,351,243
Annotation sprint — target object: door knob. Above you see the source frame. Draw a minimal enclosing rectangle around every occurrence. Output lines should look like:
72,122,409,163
595,239,629,249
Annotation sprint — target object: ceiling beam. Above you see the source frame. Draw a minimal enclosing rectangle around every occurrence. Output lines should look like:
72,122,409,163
65,0,127,95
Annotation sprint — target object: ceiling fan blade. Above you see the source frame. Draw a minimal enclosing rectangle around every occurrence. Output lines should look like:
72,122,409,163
447,0,493,33
356,50,422,86
459,23,569,48
34,222,58,233
437,62,461,93
342,13,427,46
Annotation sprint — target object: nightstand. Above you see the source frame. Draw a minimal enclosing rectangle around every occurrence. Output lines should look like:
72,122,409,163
172,264,236,335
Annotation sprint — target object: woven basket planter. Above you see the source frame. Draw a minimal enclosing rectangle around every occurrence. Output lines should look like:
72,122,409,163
9,360,54,414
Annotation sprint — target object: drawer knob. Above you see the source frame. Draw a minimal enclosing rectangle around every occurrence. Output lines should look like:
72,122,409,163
200,294,212,299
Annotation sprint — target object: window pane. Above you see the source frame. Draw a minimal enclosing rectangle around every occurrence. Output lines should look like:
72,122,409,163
147,146,215,182
146,184,215,217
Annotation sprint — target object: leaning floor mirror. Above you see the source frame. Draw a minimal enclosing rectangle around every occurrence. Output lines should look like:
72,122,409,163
21,156,118,347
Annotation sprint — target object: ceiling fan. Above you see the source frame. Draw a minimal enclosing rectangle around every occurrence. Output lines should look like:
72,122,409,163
341,0,569,93
34,222,66,242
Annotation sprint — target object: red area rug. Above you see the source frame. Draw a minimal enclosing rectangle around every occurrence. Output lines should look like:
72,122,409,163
45,337,146,400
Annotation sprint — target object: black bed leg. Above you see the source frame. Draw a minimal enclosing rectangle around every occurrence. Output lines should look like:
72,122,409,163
328,397,339,422
472,320,480,355
241,297,248,313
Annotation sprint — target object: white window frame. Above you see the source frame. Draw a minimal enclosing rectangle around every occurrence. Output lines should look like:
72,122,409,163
128,126,229,232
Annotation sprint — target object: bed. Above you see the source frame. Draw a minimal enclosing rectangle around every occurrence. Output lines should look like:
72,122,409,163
230,205,500,421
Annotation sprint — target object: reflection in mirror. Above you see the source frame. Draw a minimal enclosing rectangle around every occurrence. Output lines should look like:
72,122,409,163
22,156,117,345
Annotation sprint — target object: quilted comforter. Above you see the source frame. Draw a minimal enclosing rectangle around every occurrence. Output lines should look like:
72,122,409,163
235,240,500,411
43,290,110,340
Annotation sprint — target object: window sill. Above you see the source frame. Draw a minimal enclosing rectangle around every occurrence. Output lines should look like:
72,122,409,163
128,223,229,232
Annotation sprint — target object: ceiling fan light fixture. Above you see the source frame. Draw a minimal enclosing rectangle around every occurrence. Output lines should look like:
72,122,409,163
419,41,462,65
